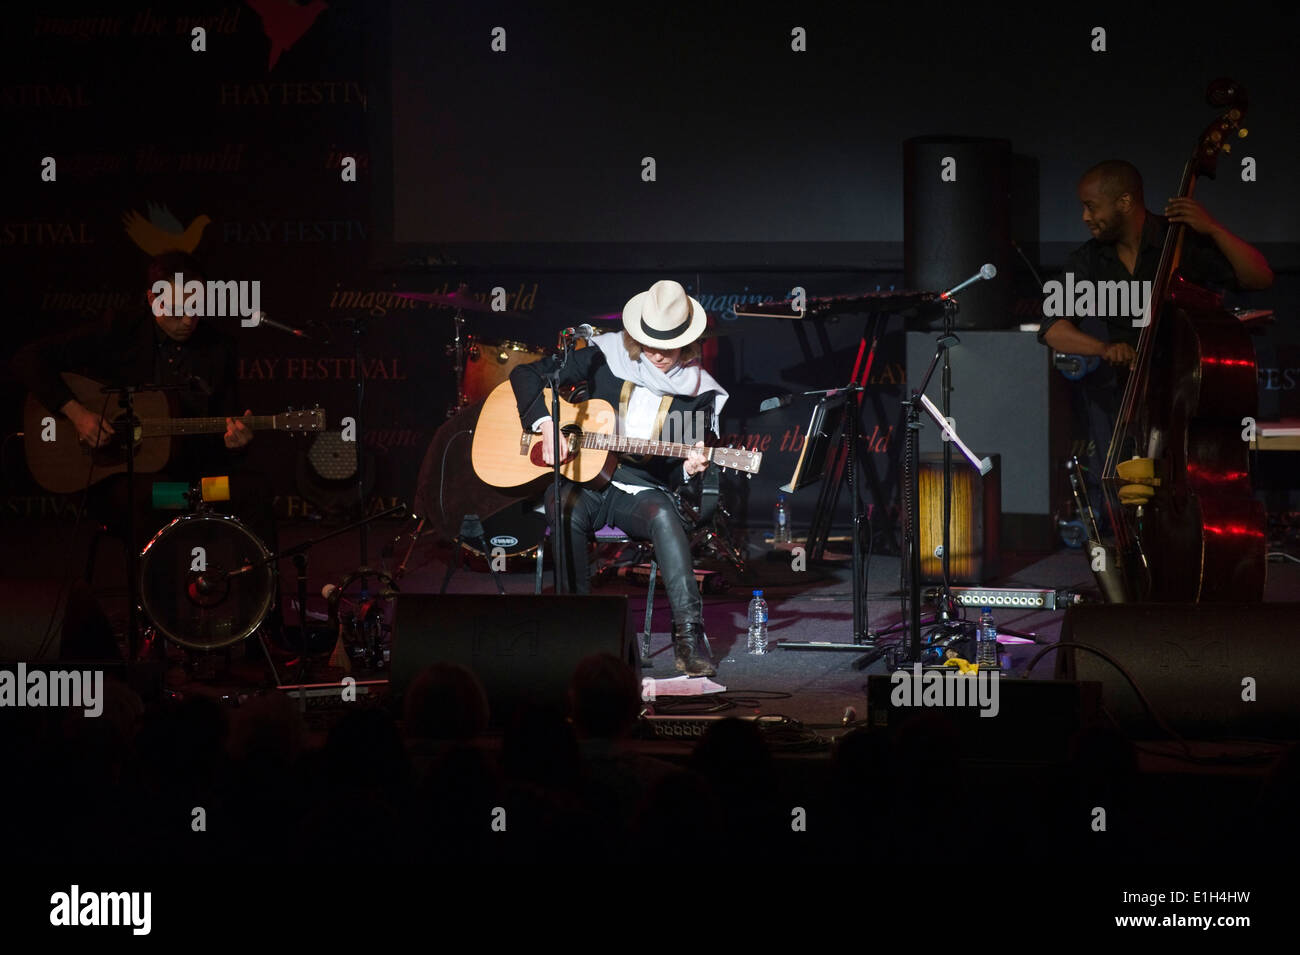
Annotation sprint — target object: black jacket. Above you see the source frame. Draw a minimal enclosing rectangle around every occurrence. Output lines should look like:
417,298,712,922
12,308,241,477
509,345,721,493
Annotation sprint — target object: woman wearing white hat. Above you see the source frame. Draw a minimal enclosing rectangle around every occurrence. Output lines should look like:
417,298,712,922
509,280,729,676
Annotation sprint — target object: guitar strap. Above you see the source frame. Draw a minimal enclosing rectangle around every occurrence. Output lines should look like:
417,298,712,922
617,380,674,446
612,382,709,528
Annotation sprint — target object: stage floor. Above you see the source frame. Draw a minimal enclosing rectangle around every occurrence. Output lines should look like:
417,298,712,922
5,517,1298,734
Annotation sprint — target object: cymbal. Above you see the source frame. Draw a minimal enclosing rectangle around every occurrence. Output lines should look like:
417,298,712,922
393,287,522,316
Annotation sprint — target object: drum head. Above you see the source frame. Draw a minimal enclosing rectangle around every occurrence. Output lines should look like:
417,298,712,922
139,513,276,650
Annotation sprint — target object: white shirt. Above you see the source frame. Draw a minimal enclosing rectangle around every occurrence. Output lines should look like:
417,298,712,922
532,382,690,494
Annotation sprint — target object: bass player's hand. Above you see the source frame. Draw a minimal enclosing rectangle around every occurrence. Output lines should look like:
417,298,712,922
1102,342,1136,366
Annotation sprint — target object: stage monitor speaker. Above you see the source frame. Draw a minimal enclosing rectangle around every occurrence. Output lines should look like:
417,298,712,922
1055,603,1300,740
906,329,1070,551
391,594,637,728
904,136,1011,330
919,452,1000,583
865,675,1100,762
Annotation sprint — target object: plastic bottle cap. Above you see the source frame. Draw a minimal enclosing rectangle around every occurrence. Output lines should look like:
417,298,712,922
982,606,992,613
753,590,763,596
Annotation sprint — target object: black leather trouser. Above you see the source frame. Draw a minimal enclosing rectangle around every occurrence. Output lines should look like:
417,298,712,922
543,479,701,627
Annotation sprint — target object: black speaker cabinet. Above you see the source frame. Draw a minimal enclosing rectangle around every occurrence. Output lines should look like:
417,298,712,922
866,674,1100,762
904,136,1012,330
919,452,1000,583
1055,603,1300,739
392,594,637,728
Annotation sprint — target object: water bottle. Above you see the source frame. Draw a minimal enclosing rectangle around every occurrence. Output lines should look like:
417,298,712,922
748,590,769,654
977,607,998,668
773,494,791,544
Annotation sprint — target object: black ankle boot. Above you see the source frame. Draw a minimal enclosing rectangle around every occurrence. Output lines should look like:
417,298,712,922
672,620,716,677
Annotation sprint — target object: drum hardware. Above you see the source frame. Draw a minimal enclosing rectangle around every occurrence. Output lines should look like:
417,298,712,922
272,502,408,687
325,567,399,672
139,502,407,690
394,284,528,417
439,513,507,595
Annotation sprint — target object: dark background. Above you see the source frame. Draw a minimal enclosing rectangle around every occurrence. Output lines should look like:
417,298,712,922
4,0,1297,542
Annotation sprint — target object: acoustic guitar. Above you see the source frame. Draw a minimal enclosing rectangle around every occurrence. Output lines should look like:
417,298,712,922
23,372,324,494
471,380,761,489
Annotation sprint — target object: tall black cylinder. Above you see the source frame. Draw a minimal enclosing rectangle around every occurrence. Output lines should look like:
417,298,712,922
904,137,1012,329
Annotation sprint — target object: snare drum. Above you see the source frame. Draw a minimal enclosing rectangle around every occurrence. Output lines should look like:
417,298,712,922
463,338,546,404
139,512,276,650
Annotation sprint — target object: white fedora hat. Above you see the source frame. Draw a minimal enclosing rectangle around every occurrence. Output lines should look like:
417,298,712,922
621,280,707,351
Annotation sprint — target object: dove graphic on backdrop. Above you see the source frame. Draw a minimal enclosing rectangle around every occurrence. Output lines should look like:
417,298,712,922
122,202,210,256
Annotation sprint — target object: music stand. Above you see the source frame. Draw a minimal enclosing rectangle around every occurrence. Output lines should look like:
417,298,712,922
775,388,880,662
781,396,848,496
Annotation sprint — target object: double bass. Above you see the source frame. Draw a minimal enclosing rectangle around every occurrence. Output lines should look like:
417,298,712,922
1100,78,1267,603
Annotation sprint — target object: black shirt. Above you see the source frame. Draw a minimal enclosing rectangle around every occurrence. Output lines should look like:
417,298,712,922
1040,211,1238,349
12,308,241,477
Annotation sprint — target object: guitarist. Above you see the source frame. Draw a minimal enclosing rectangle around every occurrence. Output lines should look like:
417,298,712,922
12,252,273,553
1039,159,1273,524
509,280,729,677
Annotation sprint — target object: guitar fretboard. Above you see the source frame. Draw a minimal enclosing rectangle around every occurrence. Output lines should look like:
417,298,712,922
579,433,708,460
142,416,277,437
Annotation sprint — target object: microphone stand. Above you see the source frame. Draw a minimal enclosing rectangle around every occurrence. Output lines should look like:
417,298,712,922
545,334,575,594
97,382,184,669
880,314,993,666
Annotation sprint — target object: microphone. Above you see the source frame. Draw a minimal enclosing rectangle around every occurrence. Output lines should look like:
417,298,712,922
322,583,355,609
188,573,222,601
939,263,997,300
759,395,794,413
248,311,323,341
560,324,596,341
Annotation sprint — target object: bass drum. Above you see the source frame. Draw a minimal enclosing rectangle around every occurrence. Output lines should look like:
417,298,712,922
463,338,546,404
139,512,276,650
461,498,548,560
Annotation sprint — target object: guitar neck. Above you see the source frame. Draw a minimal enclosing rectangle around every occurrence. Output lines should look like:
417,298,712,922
142,415,277,437
580,433,704,460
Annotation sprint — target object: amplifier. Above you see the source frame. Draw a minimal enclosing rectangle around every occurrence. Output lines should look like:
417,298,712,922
933,586,1084,611
276,678,391,729
638,714,780,740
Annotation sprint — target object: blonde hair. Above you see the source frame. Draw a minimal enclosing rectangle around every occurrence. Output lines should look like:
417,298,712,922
621,330,703,367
